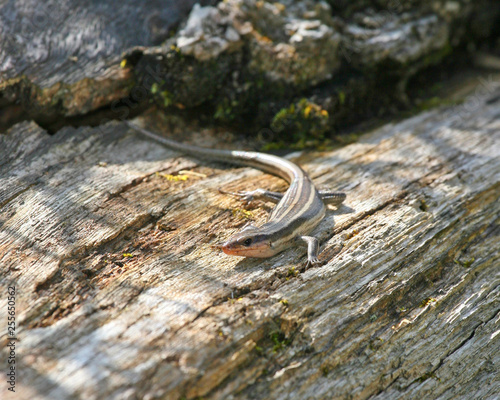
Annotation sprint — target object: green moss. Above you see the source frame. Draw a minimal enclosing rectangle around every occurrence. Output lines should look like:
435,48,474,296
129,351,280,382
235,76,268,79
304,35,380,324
287,267,298,278
269,98,330,148
150,81,174,107
454,258,475,268
269,330,290,352
420,297,437,307
252,320,296,358
214,98,239,122
255,328,290,354
261,140,286,151
338,91,346,105
160,90,174,107
416,371,440,383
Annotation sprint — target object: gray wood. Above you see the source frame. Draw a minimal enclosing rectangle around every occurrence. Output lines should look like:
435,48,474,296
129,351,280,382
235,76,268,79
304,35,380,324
0,0,213,127
0,0,212,87
0,89,499,399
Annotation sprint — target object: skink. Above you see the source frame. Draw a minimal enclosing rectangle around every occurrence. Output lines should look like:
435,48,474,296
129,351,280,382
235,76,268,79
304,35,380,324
124,120,346,267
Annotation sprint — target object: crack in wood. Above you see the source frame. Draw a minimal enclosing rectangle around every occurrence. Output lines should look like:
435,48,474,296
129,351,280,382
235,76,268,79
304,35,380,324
0,182,38,209
409,305,500,387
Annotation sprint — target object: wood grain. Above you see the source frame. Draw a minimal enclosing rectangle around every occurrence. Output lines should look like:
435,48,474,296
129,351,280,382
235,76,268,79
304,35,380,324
0,89,499,399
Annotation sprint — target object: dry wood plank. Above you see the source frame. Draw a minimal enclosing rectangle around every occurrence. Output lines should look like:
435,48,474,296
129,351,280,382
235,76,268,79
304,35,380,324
0,88,499,399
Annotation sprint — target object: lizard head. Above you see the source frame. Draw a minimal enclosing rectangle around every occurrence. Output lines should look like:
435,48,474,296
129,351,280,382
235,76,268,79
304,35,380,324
222,226,276,258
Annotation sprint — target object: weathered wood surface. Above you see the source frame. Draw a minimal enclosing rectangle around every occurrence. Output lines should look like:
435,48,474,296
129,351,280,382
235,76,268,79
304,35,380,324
0,0,214,86
0,89,499,399
0,0,213,128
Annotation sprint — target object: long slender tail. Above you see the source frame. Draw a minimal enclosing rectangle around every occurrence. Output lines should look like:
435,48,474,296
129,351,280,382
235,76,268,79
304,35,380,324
123,120,301,182
123,120,234,162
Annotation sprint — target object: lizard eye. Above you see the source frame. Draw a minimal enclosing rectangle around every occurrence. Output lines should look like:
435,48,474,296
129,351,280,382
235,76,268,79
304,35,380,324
242,238,252,247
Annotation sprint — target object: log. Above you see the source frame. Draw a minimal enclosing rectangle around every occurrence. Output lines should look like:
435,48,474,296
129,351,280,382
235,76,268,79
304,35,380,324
0,88,499,399
2,0,499,137
0,0,214,129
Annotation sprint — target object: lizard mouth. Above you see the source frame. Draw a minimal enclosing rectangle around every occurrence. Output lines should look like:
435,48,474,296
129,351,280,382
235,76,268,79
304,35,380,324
222,241,276,258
